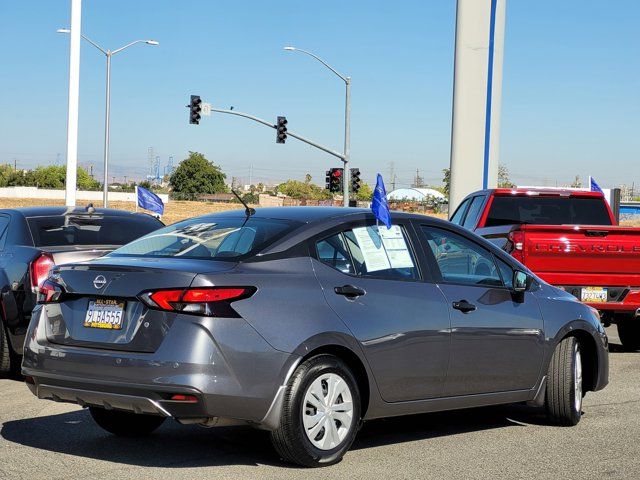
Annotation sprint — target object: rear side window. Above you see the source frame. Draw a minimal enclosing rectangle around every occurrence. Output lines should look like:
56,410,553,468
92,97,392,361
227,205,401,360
0,215,9,249
462,196,485,229
111,217,301,261
316,225,419,280
27,215,162,247
485,196,612,227
450,198,471,225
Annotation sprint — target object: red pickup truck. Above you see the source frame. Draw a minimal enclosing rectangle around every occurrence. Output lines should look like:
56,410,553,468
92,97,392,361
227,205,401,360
451,188,640,350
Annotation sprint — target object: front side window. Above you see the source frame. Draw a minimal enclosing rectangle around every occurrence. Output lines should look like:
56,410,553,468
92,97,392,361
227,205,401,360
110,217,301,260
316,224,419,280
421,226,502,287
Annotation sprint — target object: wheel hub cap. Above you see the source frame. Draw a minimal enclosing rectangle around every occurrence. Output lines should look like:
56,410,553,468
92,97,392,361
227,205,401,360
302,373,354,451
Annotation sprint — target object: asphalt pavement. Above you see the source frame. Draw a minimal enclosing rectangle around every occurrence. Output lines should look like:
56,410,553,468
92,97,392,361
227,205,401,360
1,327,638,480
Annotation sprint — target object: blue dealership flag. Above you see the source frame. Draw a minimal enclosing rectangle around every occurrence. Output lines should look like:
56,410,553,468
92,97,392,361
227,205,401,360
371,173,392,229
136,186,165,216
590,176,603,194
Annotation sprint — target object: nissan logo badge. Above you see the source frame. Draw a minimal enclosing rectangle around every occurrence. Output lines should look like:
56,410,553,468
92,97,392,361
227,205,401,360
93,275,107,290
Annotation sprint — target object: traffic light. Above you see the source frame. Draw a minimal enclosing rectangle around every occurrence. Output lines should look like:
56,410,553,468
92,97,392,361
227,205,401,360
328,168,343,193
276,116,288,143
325,170,332,190
350,168,361,194
189,95,202,125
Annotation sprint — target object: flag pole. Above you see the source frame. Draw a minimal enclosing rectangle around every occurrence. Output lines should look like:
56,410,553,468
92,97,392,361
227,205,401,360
134,185,138,212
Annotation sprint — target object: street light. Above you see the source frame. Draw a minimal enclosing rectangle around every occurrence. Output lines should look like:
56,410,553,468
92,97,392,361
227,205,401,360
57,28,158,207
284,46,351,207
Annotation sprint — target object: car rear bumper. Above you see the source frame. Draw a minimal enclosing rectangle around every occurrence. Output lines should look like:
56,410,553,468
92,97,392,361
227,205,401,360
22,305,300,429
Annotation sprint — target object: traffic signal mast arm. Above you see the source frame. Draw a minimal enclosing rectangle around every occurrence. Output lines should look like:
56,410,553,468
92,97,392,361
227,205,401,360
208,107,346,161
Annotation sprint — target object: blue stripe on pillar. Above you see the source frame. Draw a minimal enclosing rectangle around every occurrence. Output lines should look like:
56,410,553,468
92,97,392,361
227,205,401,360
482,0,498,189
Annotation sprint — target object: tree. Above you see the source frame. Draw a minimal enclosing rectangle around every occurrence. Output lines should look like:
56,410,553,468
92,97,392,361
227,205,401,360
498,164,515,188
355,182,374,201
442,168,451,195
169,152,227,200
276,179,332,200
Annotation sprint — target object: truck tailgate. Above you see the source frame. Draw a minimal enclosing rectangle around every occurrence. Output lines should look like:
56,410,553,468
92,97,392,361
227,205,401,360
522,225,640,285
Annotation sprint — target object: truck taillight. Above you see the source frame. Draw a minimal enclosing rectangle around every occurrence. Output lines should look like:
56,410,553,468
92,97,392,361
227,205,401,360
30,253,55,293
507,230,525,263
138,287,256,317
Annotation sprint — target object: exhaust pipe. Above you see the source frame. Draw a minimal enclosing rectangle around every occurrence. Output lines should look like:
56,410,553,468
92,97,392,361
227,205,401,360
635,308,640,318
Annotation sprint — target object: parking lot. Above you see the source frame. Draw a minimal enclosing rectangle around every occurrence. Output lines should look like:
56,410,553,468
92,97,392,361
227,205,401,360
0,327,636,480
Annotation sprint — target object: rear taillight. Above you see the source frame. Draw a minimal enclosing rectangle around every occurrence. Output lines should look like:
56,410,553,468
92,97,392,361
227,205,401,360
37,279,65,304
507,230,525,263
139,287,256,317
30,253,55,292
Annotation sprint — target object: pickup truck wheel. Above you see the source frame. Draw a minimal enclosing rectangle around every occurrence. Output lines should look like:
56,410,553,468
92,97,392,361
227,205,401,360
617,322,640,351
0,318,14,377
545,336,582,426
89,407,165,437
270,354,361,467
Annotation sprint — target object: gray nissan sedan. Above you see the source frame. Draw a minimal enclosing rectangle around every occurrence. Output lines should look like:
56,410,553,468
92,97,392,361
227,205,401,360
22,207,609,467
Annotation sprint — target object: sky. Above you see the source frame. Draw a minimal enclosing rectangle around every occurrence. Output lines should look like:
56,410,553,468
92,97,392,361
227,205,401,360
0,1,638,190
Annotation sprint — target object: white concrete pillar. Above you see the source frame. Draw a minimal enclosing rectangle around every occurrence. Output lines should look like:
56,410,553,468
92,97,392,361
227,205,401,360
64,0,82,207
449,0,506,210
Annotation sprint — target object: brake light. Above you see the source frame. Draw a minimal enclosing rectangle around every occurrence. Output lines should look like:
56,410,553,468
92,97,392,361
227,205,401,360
139,287,256,317
37,279,65,304
169,394,198,403
30,253,54,292
507,230,525,263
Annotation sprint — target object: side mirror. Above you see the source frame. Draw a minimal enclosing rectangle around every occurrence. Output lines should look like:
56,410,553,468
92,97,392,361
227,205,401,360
513,270,529,293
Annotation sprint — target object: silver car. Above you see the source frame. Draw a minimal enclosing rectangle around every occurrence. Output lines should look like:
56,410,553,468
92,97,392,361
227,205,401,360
23,207,609,467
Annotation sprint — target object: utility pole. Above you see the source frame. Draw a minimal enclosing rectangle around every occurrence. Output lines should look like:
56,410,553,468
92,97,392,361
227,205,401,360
124,175,127,184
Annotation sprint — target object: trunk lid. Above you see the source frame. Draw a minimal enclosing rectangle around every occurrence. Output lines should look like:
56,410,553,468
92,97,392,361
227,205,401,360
43,256,237,352
43,245,115,267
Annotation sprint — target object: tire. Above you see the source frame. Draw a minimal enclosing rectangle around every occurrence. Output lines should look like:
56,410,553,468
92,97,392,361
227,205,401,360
89,407,166,437
270,354,361,467
617,321,640,351
0,318,13,378
545,336,583,426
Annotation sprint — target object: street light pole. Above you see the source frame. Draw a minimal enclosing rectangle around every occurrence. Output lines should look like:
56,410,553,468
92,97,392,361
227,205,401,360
284,46,351,207
103,51,111,207
57,29,158,207
343,77,351,207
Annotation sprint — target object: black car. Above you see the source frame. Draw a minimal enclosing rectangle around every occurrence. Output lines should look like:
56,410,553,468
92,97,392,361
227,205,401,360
0,205,163,375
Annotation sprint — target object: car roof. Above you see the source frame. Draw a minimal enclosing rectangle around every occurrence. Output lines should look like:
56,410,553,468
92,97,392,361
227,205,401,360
491,188,604,198
0,206,159,218
197,206,424,223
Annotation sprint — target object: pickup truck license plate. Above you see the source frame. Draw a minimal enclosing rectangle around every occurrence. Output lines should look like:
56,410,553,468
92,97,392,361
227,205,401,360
84,299,125,329
581,287,608,303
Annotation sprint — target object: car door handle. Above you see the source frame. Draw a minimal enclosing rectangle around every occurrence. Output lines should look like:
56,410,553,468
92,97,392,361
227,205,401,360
335,285,366,298
452,300,476,313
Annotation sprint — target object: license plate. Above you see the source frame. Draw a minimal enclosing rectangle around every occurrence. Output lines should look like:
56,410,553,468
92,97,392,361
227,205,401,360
581,287,608,303
84,299,126,329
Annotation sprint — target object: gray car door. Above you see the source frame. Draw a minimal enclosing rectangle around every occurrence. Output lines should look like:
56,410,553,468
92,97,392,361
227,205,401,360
311,220,451,402
419,225,544,397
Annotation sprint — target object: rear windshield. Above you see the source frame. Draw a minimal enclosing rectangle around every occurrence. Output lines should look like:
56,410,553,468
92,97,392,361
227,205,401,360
108,216,302,261
28,215,162,247
485,196,612,227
